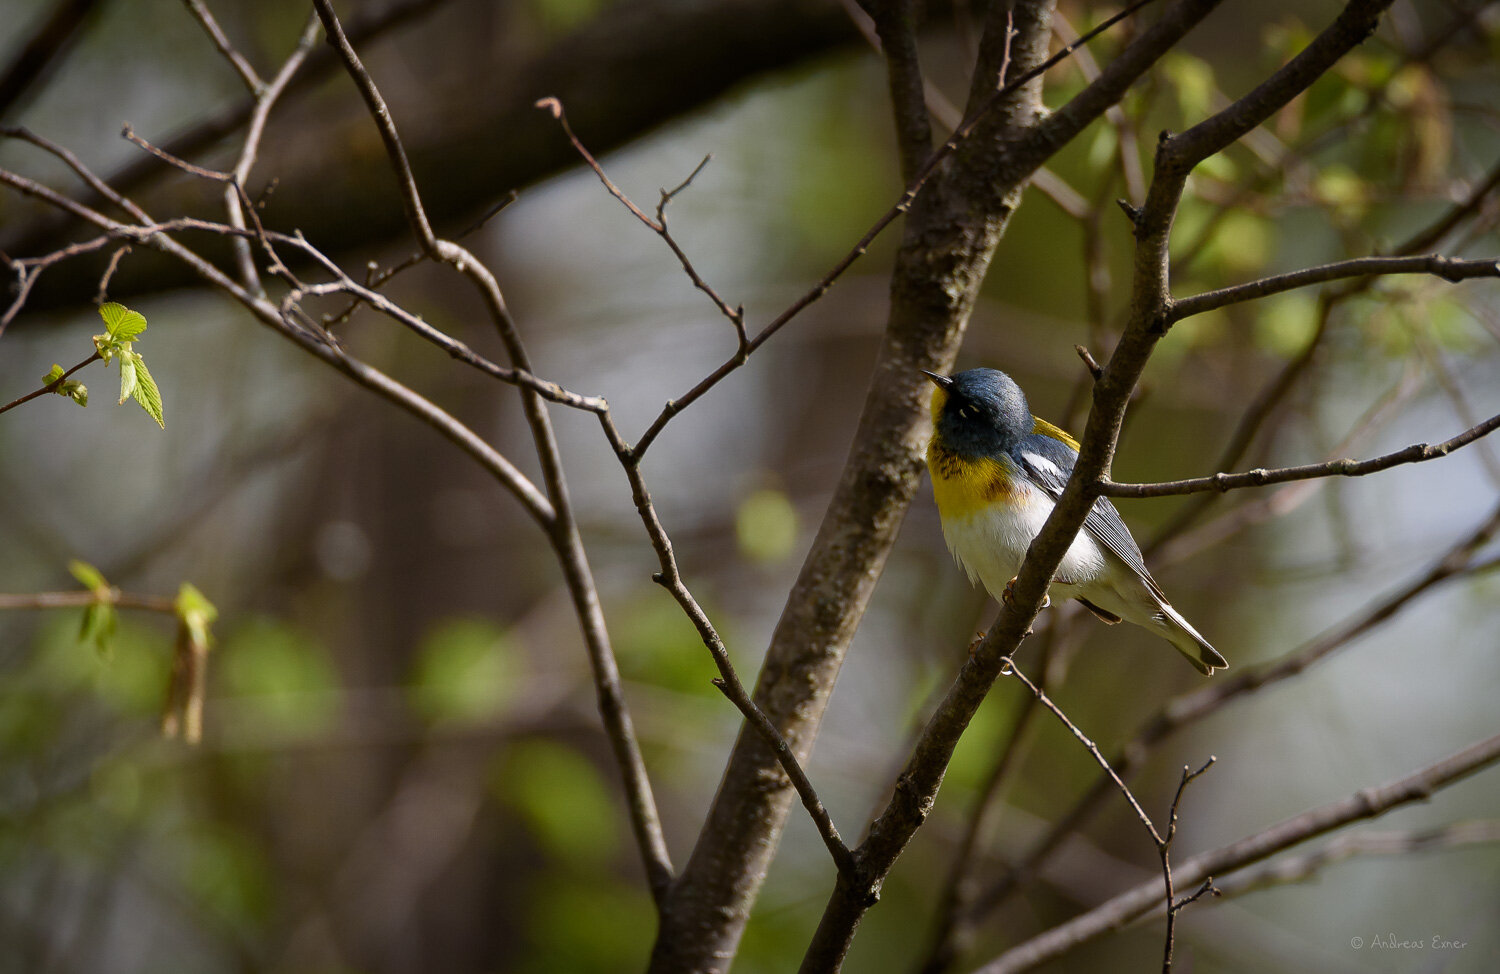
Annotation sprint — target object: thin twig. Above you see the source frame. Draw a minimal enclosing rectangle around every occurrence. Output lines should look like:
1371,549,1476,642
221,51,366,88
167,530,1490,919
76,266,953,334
1002,658,1162,843
536,98,746,352
181,0,263,94
1101,411,1500,497
1160,757,1217,973
595,411,859,882
0,588,175,612
1170,253,1500,322
310,0,675,901
121,124,232,181
220,12,321,295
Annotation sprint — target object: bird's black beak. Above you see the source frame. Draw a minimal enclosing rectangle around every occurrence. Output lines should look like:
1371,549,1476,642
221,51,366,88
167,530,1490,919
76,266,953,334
920,370,952,390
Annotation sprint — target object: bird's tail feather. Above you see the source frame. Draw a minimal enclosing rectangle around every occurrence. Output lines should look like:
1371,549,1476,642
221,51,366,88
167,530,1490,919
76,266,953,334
1155,601,1228,676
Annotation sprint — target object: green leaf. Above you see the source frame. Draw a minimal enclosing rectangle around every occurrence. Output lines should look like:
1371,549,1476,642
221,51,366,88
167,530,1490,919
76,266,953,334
98,302,147,341
130,355,165,429
43,364,65,384
62,381,87,407
79,601,118,657
69,560,108,594
117,351,138,405
174,582,217,649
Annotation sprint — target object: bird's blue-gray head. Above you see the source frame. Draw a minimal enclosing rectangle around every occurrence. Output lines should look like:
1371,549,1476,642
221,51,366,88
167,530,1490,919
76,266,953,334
923,368,1032,458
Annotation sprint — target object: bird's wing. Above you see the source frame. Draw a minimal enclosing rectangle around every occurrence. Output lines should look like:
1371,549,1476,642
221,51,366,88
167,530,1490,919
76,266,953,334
1013,432,1164,596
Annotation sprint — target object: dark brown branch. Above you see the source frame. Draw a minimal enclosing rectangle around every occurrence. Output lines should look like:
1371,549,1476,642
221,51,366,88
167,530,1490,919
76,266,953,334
866,0,933,183
181,0,263,94
975,733,1500,974
766,5,1237,972
1169,254,1500,322
310,0,675,902
1102,411,1500,498
535,98,746,352
311,0,437,255
1212,821,1500,900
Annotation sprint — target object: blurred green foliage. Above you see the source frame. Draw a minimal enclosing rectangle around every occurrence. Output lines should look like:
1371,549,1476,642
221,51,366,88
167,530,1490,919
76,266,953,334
219,618,340,739
409,617,521,725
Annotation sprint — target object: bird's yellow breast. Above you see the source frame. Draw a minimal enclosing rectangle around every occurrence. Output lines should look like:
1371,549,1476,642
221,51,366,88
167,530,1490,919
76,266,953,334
926,441,1017,519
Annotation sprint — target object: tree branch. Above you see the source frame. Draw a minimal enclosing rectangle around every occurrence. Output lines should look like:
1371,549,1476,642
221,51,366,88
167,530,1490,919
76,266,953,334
1169,254,1500,322
975,732,1500,974
0,349,98,415
310,0,675,902
1101,411,1500,498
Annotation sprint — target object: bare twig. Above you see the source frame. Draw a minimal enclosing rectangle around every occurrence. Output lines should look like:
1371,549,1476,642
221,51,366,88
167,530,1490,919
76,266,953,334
1170,253,1500,322
3,125,152,223
1160,757,1218,973
181,0,263,94
121,124,232,182
220,12,321,295
1211,821,1500,900
536,98,746,352
1002,659,1162,844
94,244,130,302
309,0,675,901
1101,410,1500,498
0,588,174,613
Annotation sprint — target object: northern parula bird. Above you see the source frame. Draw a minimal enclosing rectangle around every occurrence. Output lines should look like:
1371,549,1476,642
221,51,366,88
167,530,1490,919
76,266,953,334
923,368,1227,675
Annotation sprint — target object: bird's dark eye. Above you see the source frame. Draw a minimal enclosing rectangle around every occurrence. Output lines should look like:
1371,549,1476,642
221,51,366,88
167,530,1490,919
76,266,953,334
958,406,971,419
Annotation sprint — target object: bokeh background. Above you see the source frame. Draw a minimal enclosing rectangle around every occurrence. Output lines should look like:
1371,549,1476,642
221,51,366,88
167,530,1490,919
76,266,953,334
2,1,1498,972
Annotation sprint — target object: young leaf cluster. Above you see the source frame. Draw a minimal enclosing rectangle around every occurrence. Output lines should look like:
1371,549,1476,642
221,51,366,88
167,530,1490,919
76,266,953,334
41,363,88,406
70,559,118,656
93,302,165,428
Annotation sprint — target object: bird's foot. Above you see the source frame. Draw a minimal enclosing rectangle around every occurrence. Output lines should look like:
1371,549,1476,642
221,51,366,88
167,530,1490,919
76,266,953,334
1002,576,1050,609
967,630,986,657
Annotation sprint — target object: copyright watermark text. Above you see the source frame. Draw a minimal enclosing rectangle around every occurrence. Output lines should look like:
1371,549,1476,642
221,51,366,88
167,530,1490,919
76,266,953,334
1350,933,1468,950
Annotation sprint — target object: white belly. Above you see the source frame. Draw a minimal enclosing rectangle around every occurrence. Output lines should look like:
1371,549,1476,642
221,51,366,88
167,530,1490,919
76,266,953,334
940,480,1106,601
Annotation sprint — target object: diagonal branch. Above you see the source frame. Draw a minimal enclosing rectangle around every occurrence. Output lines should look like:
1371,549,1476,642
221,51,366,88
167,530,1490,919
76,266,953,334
308,0,675,902
974,733,1500,974
1101,411,1500,498
1169,254,1500,322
